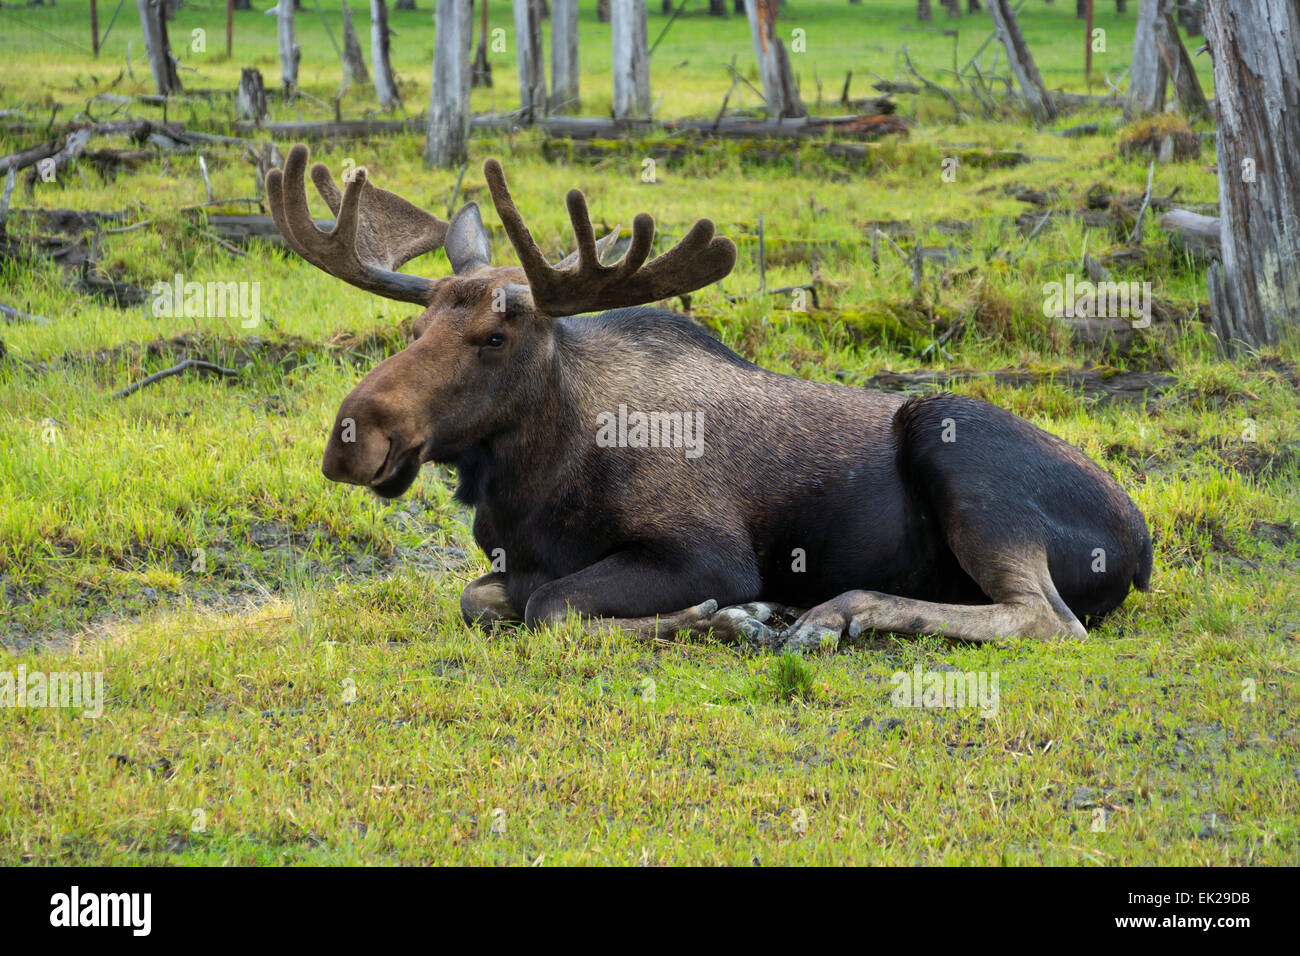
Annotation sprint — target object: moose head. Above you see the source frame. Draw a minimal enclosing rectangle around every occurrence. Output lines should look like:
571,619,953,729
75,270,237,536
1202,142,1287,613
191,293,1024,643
265,145,737,498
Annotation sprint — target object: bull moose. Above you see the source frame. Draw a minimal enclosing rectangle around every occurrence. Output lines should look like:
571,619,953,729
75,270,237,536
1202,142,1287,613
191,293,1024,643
266,145,1152,652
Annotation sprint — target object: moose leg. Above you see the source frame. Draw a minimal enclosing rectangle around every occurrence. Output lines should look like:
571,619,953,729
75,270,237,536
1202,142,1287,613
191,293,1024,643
779,550,1086,652
460,572,521,626
523,550,766,642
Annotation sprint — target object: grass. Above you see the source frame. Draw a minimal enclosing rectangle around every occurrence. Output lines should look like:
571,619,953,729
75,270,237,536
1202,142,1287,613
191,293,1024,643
1,2,1298,865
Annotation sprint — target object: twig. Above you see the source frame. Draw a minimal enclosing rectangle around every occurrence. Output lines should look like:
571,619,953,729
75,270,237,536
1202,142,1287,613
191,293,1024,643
198,155,213,203
204,230,248,258
101,219,153,235
180,197,265,212
446,161,468,219
111,359,239,399
1128,161,1156,244
724,61,767,107
1008,210,1053,263
901,46,962,117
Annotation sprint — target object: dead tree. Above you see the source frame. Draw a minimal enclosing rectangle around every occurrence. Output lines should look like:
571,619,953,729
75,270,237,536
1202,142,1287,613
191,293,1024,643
136,0,182,96
986,0,1057,123
918,0,932,20
341,1,371,86
1156,2,1208,119
236,67,269,121
551,0,579,113
611,0,651,120
271,0,300,97
371,0,401,110
472,0,492,87
1204,0,1300,350
744,0,806,120
1126,0,1168,118
513,0,547,122
426,0,472,167
1127,0,1207,121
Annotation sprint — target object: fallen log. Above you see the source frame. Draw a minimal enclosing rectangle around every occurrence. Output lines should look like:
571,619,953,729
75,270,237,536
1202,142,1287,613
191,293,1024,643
201,212,334,245
234,109,906,142
861,367,1178,406
1159,208,1220,263
0,139,61,177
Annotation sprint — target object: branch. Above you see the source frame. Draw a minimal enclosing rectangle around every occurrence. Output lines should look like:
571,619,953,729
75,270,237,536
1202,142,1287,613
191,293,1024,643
111,359,239,399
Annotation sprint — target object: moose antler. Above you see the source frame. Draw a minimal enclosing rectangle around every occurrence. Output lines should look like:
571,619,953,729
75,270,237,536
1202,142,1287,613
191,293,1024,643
482,159,737,317
265,144,449,305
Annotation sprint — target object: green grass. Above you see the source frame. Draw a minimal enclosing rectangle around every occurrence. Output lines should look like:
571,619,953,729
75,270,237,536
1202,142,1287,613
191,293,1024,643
1,2,1298,865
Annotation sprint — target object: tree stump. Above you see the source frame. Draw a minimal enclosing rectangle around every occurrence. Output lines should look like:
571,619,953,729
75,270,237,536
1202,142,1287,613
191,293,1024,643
514,0,547,123
425,0,472,167
986,0,1057,123
550,0,579,112
371,0,401,110
611,0,651,120
341,2,371,86
236,67,269,122
744,0,806,120
1204,0,1300,350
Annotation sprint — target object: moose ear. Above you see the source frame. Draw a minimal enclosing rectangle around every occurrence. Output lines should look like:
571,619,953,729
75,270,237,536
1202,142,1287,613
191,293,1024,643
446,202,492,275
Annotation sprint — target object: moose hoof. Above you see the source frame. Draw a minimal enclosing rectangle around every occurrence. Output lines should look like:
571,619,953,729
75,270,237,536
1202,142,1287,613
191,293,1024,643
779,623,841,655
698,602,782,648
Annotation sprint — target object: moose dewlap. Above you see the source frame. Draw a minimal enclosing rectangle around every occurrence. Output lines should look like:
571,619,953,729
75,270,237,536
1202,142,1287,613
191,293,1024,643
266,145,1152,652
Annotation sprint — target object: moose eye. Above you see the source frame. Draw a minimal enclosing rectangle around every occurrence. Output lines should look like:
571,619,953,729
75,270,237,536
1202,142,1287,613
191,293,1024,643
484,333,506,349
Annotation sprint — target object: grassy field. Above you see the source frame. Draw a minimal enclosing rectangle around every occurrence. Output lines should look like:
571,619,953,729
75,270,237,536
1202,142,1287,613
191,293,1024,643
1,2,1297,865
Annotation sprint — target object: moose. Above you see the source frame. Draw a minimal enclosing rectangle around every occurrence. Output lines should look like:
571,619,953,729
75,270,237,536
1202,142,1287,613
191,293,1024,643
266,145,1152,652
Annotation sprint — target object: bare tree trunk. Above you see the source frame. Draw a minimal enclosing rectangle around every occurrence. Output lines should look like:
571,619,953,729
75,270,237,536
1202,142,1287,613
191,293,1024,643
426,0,472,166
1115,0,1126,12
709,0,727,13
395,0,414,9
341,1,371,86
986,0,1057,123
968,0,981,11
272,0,300,97
472,0,492,87
233,0,250,8
744,0,805,119
611,0,651,119
942,0,962,16
598,0,610,22
513,0,547,122
371,0,401,109
1126,0,1168,119
1156,2,1208,119
136,0,182,95
551,0,579,112
918,0,932,20
236,67,268,120
1204,0,1300,350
